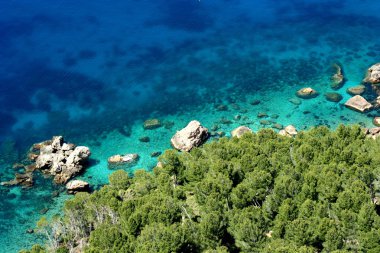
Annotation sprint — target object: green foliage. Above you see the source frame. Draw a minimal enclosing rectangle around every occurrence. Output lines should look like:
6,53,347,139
31,125,380,252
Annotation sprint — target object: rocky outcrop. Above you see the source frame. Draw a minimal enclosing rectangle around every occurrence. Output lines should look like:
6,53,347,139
171,120,209,152
364,63,380,84
1,136,90,187
296,87,319,99
279,125,298,137
347,85,365,96
66,180,90,194
143,119,162,130
30,136,91,184
108,153,139,169
344,95,373,112
331,63,345,89
231,126,252,138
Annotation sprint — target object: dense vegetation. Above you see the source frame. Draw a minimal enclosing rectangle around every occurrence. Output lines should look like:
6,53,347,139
22,125,380,253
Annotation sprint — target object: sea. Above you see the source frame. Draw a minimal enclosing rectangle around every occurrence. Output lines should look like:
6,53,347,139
1,0,380,252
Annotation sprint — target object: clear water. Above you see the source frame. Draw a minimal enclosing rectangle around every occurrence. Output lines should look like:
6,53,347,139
1,0,380,252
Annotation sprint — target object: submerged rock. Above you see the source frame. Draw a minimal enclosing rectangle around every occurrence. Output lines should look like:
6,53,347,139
331,63,345,90
279,125,298,137
231,126,252,138
171,120,209,152
296,87,319,99
250,100,261,106
325,92,343,102
139,136,150,143
272,123,283,130
344,95,373,112
108,153,139,169
347,85,365,95
1,172,33,188
143,119,162,130
288,97,302,105
364,63,380,84
150,151,162,157
66,180,90,194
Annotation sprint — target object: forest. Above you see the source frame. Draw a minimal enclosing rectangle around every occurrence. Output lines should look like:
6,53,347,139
22,125,380,253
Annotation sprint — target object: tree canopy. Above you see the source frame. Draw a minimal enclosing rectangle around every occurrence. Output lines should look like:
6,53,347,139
22,125,380,253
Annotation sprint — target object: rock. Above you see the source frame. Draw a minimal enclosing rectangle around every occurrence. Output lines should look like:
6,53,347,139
279,125,298,137
331,63,345,89
143,119,162,130
260,120,271,125
344,95,373,112
325,92,343,102
219,118,232,125
270,114,279,119
231,126,252,138
373,117,380,127
139,136,150,143
364,63,380,84
296,87,319,99
39,208,49,215
151,151,162,157
216,104,228,111
250,100,261,105
365,127,380,139
108,153,139,169
347,85,365,95
272,123,283,130
289,97,302,105
257,112,268,118
170,120,209,152
66,180,90,194
217,131,226,137
163,121,174,130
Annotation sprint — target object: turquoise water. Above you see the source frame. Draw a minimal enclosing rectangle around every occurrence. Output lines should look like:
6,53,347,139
1,0,380,252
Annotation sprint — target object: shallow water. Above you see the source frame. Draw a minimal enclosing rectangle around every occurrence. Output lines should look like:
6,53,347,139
1,0,380,252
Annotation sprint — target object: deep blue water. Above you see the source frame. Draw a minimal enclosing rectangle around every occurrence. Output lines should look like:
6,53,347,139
1,0,380,252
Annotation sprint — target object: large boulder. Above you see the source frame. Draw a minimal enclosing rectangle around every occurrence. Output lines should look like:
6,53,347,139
279,125,298,137
231,126,252,138
296,87,319,99
344,95,373,112
364,63,380,84
171,120,209,152
66,180,90,194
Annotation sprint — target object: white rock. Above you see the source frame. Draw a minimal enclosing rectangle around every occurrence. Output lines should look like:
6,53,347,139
170,120,209,152
66,180,90,194
231,126,252,138
345,95,373,112
364,63,380,84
